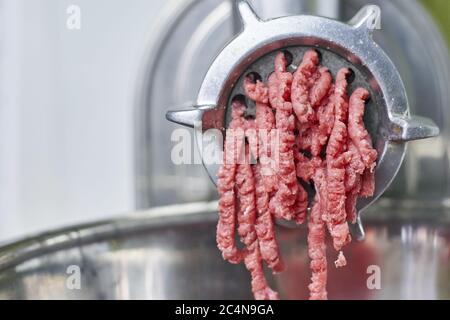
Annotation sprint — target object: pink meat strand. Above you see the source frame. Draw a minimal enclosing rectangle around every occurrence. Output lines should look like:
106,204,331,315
217,102,248,264
344,140,365,223
345,140,366,191
326,68,352,252
244,241,280,300
268,52,299,221
236,153,278,300
291,49,320,124
310,67,333,108
311,69,334,157
307,166,328,300
345,176,361,224
254,164,284,273
244,77,278,194
348,88,377,172
360,168,375,198
243,76,285,275
308,200,328,300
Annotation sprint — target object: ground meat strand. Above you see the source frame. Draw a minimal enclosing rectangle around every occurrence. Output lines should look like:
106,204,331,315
292,49,320,123
258,124,278,194
268,52,298,221
345,185,360,224
244,241,280,300
360,168,375,198
217,160,244,264
236,155,278,300
308,200,328,300
217,102,247,264
345,141,365,191
245,75,284,275
311,69,334,157
344,141,365,223
244,77,278,194
254,164,284,273
236,159,257,253
310,67,333,108
326,68,352,252
307,166,328,300
348,88,377,172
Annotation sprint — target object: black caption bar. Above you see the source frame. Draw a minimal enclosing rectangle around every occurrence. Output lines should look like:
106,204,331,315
0,300,443,318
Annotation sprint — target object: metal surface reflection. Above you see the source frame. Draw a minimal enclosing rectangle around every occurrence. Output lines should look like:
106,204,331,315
0,202,448,300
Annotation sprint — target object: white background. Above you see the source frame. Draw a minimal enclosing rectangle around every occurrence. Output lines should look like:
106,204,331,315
0,0,167,242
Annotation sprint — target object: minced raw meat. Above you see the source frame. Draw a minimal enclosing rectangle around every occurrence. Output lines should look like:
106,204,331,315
307,166,328,300
236,148,278,299
244,77,278,193
216,49,377,300
326,68,352,252
254,164,285,273
348,88,377,172
268,52,301,221
291,49,320,124
217,101,247,264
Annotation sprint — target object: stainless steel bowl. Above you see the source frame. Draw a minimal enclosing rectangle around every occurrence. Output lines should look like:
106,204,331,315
0,202,449,300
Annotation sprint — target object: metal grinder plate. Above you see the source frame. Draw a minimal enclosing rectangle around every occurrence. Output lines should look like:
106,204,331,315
166,1,439,237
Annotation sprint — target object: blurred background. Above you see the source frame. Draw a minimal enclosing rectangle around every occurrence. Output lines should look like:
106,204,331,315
0,0,449,300
0,0,448,242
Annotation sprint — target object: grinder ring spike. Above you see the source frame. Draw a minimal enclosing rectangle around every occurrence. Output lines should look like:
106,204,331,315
165,1,440,240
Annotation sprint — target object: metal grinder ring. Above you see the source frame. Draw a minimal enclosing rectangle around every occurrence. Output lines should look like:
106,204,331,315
166,1,439,237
